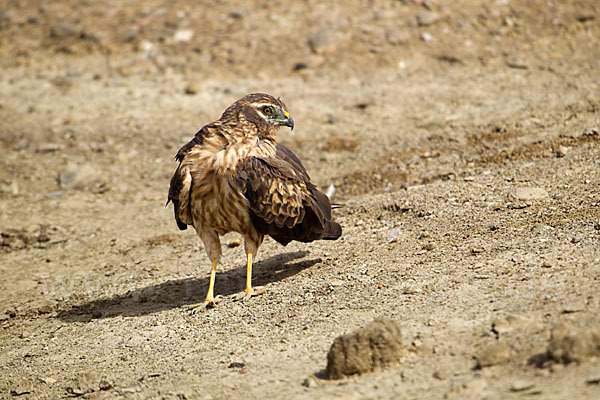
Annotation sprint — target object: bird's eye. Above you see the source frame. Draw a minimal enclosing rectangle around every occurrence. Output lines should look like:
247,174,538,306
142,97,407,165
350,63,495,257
262,106,273,115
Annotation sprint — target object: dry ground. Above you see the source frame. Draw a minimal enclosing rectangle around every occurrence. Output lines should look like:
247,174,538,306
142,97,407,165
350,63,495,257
1,1,600,399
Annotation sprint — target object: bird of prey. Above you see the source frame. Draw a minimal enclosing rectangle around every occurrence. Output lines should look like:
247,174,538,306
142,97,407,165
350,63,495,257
167,93,342,308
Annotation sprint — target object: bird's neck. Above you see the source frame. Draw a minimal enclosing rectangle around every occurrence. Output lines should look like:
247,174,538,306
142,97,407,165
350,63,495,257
209,135,276,174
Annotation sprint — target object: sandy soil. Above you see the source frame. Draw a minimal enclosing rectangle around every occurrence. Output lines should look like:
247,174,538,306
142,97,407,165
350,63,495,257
1,0,600,399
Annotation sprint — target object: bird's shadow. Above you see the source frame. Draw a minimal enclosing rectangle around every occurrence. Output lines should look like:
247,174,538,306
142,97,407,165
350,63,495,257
57,250,318,322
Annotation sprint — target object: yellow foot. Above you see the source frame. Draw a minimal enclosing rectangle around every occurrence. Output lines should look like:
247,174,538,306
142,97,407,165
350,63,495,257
232,287,266,302
184,295,223,313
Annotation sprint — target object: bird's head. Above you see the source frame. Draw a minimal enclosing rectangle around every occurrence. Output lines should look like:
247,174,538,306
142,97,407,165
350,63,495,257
251,102,294,130
230,93,294,132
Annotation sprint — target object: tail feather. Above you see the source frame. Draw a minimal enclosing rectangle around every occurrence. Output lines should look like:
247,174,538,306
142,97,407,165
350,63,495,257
321,220,342,240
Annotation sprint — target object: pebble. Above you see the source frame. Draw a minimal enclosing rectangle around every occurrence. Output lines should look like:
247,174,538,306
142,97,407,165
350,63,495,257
556,145,570,157
507,57,529,69
50,23,78,39
585,368,600,385
13,138,29,151
59,163,100,190
65,372,98,396
308,28,339,54
36,143,62,153
417,11,439,26
432,370,449,380
40,377,57,385
185,83,200,95
476,342,512,368
420,32,433,42
491,318,513,336
510,379,534,392
512,187,549,201
422,242,435,251
293,55,325,71
228,361,245,369
19,331,32,339
301,376,319,388
386,228,402,243
562,301,585,314
173,29,194,42
385,28,410,45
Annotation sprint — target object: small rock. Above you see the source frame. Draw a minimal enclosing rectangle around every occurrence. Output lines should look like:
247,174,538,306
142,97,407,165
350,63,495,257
476,342,512,368
36,143,62,153
432,370,449,380
507,56,529,69
185,83,200,95
575,14,595,23
173,29,194,42
308,28,339,54
326,318,404,379
470,247,484,254
40,376,57,385
386,228,402,243
556,146,570,157
420,32,433,42
65,372,98,396
585,368,600,385
512,187,549,201
446,377,489,400
13,138,30,151
59,163,100,190
50,23,78,39
402,285,421,295
293,55,325,72
301,376,319,388
19,331,32,339
463,377,488,392
510,379,534,392
562,302,585,314
492,318,513,336
385,28,410,45
548,322,600,363
422,242,435,251
417,11,439,26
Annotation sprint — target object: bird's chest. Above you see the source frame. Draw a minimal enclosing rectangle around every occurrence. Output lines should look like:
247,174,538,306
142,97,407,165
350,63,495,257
191,171,251,235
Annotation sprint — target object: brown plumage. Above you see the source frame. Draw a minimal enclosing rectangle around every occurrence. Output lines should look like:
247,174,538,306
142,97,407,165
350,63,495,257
167,93,341,307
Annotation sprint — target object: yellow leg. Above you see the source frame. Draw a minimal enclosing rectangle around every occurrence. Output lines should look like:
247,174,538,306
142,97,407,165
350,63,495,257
233,253,265,301
184,261,221,312
204,261,218,304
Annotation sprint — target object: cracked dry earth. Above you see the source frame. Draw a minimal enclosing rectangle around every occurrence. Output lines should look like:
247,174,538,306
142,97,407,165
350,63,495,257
1,0,600,399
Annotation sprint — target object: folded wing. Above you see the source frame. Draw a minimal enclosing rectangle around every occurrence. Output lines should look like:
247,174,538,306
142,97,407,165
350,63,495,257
236,144,342,245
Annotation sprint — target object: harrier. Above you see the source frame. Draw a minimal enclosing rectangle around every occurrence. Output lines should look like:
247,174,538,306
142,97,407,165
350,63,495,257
167,93,342,308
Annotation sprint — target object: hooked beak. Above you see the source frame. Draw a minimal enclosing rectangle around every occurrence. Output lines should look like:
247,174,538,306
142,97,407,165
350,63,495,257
284,116,294,130
282,110,294,130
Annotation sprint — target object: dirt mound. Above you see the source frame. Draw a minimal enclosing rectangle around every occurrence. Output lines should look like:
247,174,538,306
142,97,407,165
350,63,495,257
326,318,404,379
548,323,600,364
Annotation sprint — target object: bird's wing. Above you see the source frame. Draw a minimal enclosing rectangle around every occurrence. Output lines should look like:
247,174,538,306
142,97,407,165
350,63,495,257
236,144,342,245
167,124,220,230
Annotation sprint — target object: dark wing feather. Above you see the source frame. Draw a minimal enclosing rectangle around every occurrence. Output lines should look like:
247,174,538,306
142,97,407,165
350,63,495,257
167,126,211,230
236,146,341,245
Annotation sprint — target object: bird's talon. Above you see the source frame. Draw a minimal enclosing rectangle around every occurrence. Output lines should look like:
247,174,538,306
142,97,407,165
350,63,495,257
231,292,245,301
232,288,265,302
185,296,221,313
